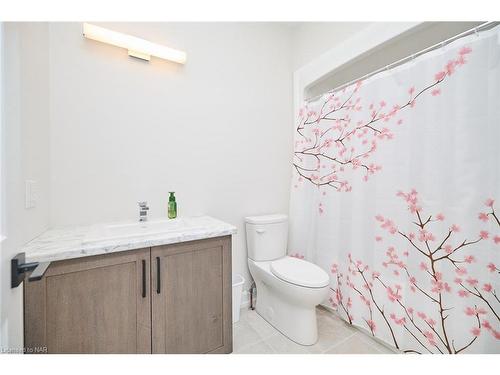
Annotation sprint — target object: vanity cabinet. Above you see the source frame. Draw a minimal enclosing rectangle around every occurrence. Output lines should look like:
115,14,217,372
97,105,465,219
24,248,151,353
24,236,232,354
152,237,232,353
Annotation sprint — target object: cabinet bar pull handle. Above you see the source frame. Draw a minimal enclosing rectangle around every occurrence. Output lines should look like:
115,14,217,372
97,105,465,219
141,259,146,298
156,257,161,294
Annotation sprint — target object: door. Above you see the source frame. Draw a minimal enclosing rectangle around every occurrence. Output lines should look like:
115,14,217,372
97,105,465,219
24,248,151,353
151,236,232,354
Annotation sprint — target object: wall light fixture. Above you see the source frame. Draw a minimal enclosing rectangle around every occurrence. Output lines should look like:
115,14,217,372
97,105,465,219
83,23,186,64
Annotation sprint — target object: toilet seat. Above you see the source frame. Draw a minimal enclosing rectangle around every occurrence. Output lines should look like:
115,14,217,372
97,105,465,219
270,256,329,288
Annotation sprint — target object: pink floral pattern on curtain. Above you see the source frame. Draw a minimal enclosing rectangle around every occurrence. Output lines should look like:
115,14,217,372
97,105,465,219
330,190,499,353
293,47,472,214
288,27,500,354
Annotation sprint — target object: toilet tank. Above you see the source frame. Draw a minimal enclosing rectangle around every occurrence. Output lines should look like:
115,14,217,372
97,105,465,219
245,214,288,261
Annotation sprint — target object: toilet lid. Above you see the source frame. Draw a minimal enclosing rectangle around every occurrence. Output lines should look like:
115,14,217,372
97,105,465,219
270,256,330,288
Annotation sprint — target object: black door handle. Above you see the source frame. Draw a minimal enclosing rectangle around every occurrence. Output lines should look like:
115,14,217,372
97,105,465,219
156,257,161,294
11,253,51,288
141,259,146,298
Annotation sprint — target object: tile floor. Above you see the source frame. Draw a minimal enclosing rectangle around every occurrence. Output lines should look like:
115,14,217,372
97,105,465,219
233,306,398,354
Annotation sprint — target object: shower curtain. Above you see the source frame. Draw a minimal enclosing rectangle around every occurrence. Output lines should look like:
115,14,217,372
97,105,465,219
289,26,500,354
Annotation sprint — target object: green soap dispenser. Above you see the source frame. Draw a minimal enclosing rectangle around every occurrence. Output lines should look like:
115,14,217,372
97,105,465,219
168,192,177,219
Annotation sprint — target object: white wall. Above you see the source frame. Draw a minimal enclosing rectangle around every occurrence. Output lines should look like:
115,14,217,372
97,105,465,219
47,22,294,294
291,22,373,71
0,21,3,350
1,22,50,349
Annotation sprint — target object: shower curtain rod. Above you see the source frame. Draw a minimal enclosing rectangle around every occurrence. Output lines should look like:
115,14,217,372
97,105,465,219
305,21,499,103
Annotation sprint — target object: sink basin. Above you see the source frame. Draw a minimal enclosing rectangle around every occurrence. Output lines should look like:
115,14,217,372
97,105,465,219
83,218,189,244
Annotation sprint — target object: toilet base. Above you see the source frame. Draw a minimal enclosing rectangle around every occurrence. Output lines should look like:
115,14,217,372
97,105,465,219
256,303,319,346
248,259,329,346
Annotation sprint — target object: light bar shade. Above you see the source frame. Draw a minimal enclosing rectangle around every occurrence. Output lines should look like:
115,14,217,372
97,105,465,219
83,23,186,64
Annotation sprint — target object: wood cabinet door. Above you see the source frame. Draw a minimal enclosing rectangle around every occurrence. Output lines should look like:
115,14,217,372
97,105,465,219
24,248,151,353
151,236,232,354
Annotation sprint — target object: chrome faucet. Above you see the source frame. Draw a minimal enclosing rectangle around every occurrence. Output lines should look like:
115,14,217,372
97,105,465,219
138,201,149,222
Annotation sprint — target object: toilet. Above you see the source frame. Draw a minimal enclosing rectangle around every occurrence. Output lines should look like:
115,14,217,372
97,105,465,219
245,214,330,345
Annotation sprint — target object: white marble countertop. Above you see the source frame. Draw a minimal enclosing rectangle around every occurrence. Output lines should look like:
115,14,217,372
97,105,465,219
23,216,237,263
